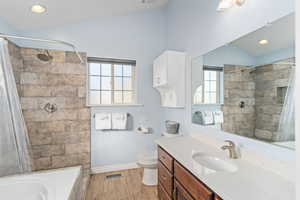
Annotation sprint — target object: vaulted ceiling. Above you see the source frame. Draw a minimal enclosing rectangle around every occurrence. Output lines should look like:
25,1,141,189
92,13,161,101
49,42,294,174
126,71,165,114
0,0,168,30
232,14,295,57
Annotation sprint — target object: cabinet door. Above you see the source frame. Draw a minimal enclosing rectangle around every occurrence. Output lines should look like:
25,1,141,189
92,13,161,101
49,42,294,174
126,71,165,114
174,161,213,200
153,57,161,86
158,147,174,172
158,183,172,200
173,180,194,200
214,195,222,200
153,53,167,87
158,161,173,196
158,54,168,85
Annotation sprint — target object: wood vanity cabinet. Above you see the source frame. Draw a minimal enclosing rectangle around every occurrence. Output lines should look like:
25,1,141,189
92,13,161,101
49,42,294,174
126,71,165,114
158,146,223,200
214,196,222,200
173,180,194,200
158,161,173,196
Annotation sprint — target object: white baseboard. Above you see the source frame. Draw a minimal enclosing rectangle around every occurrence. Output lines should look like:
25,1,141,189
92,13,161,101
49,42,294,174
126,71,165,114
91,162,140,174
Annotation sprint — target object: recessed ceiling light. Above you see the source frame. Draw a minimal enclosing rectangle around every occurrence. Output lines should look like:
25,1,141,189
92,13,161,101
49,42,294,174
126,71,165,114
31,4,46,13
217,0,246,12
217,0,234,12
259,40,268,45
234,0,246,6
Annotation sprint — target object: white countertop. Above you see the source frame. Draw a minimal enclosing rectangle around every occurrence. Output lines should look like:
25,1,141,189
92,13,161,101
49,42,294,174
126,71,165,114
156,136,295,200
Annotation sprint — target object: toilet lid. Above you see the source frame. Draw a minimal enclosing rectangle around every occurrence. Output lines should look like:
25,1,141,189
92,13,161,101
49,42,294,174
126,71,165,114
138,151,158,165
162,132,181,138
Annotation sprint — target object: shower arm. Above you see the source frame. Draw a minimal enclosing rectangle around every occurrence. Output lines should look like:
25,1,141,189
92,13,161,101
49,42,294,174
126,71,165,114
0,33,84,63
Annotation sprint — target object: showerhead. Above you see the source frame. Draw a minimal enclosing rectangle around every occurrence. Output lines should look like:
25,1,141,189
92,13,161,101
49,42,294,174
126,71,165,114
37,50,53,62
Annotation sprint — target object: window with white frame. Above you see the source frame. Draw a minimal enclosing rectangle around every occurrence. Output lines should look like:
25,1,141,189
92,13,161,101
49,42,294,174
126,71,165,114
87,58,137,106
193,67,222,104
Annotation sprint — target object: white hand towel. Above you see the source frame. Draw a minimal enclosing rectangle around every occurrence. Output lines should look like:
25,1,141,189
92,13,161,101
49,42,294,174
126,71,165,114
95,113,112,130
202,111,214,125
112,113,127,130
213,111,224,124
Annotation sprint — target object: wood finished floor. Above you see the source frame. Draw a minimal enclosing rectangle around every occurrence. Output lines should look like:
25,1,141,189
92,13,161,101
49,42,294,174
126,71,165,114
86,168,158,200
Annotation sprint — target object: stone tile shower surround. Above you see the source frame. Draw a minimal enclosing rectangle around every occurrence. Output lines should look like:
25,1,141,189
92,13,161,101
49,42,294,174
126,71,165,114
8,41,91,171
222,58,294,142
222,65,256,138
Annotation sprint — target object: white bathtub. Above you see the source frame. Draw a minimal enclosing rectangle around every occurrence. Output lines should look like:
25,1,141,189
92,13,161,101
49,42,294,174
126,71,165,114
0,166,82,200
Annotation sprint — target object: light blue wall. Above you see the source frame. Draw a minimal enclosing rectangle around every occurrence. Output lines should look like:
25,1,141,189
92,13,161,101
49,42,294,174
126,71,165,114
91,107,161,166
0,17,17,33
0,17,21,45
164,0,295,160
0,9,167,167
256,45,295,66
204,45,257,67
166,0,294,56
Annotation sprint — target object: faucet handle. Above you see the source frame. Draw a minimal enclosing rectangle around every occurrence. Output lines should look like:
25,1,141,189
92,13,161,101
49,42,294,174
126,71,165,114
224,140,235,147
223,140,239,159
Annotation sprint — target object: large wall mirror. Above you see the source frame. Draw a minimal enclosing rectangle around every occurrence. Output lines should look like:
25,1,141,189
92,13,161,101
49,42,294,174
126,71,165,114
191,14,295,150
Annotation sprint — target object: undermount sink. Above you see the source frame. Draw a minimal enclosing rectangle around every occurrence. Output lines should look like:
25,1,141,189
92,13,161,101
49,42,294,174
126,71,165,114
192,152,238,173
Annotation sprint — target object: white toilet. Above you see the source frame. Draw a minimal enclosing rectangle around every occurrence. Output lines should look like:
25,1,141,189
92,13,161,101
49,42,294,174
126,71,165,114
137,132,180,186
137,151,158,186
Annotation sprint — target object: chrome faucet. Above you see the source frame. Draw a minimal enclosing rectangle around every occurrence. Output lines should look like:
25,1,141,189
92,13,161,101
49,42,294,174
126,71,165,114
221,140,238,159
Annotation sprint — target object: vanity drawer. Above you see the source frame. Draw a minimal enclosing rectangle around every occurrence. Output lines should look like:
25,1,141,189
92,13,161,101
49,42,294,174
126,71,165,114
158,183,172,200
174,161,213,200
158,147,174,172
158,161,173,196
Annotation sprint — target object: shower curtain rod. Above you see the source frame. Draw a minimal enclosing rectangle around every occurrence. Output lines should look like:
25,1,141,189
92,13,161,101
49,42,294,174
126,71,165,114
0,33,84,63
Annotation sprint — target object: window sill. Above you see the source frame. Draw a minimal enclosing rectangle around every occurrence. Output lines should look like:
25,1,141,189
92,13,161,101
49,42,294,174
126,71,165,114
87,104,144,107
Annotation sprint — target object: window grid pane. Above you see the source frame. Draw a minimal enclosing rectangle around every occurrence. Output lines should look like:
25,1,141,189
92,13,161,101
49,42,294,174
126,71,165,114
101,91,112,104
89,61,135,105
89,76,101,90
114,64,123,76
203,69,219,104
114,91,123,104
101,76,112,90
101,63,112,76
89,63,101,75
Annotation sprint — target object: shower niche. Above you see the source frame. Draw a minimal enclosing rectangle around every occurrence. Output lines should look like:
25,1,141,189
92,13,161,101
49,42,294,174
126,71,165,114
191,14,295,150
277,86,287,105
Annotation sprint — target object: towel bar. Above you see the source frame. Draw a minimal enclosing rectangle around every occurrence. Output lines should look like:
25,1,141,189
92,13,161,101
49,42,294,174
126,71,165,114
93,113,130,118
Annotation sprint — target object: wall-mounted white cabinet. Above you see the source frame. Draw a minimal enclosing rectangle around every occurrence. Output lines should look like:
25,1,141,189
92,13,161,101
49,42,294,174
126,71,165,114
153,51,189,108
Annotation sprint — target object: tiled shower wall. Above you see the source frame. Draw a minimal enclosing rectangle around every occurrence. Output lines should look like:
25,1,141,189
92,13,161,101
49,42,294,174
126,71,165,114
8,41,91,171
222,65,256,138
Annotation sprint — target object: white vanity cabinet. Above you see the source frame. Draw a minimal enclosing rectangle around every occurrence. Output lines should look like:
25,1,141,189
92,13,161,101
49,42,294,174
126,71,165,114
153,51,188,108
